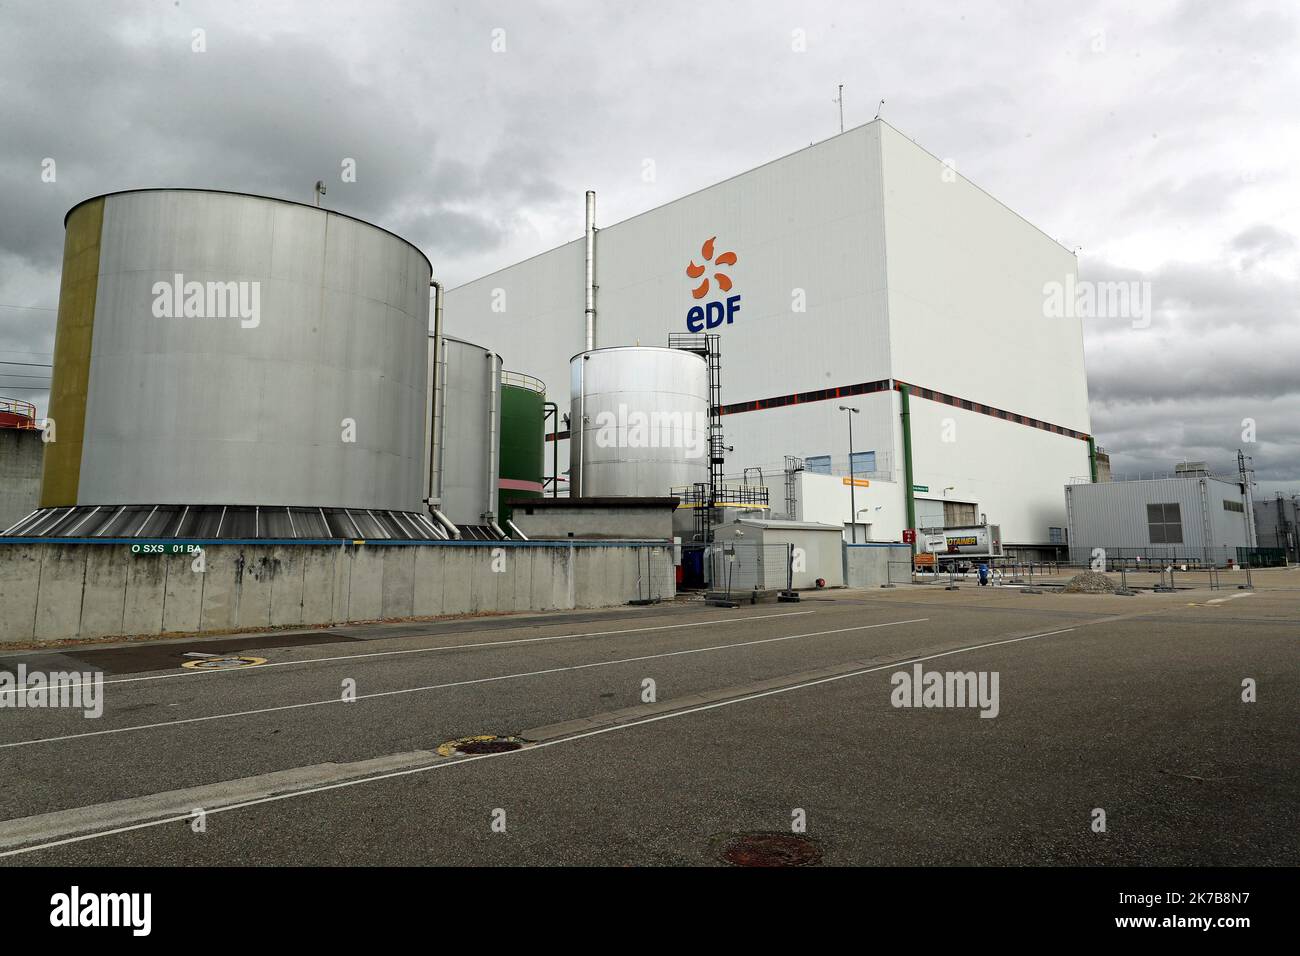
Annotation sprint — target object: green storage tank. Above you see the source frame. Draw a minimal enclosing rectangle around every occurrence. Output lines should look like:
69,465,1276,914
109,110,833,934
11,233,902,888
498,372,547,523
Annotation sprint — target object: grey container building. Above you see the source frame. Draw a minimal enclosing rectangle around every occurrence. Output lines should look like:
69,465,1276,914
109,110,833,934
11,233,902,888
1064,474,1253,566
1253,495,1299,561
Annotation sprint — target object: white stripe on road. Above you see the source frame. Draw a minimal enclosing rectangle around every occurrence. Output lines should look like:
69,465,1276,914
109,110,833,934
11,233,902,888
1206,592,1254,604
0,618,925,750
0,624,1072,859
4,609,816,692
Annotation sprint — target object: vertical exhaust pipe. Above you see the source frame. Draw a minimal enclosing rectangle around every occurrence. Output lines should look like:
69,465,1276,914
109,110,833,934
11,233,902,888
584,190,596,352
427,279,444,509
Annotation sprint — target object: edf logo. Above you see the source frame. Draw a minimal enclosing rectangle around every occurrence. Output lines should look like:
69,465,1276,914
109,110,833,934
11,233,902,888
685,236,741,332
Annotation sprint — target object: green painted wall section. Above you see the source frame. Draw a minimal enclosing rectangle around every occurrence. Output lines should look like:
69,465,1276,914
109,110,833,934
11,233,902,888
498,383,546,523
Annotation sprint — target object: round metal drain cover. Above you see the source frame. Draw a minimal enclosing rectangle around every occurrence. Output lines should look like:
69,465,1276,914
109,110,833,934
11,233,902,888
717,832,822,867
180,655,266,670
436,735,524,757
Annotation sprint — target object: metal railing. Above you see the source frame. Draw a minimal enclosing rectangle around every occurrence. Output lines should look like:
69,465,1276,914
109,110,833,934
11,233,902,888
500,370,545,393
0,397,38,427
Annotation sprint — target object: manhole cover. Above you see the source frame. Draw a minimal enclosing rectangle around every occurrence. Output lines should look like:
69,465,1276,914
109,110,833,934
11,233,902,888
716,832,822,867
180,655,267,670
436,735,524,757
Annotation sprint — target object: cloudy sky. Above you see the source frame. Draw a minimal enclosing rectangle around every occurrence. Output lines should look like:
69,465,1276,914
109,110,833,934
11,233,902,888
1,0,1295,495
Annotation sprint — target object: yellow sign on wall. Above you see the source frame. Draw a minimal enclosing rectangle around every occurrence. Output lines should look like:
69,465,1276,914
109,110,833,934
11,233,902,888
841,477,871,488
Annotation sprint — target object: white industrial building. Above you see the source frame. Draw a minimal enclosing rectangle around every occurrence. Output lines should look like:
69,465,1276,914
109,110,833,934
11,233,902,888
445,120,1093,552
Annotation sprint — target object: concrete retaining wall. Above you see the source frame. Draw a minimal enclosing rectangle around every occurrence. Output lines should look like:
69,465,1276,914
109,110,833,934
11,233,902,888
0,429,43,531
0,539,675,645
844,542,913,588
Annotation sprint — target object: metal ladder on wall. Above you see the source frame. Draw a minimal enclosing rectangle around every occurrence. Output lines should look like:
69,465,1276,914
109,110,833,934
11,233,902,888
668,333,724,543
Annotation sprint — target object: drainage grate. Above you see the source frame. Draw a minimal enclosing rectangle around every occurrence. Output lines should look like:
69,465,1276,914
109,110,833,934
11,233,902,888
716,832,822,867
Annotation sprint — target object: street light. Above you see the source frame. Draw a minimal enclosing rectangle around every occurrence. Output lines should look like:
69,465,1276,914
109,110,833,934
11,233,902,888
839,405,860,543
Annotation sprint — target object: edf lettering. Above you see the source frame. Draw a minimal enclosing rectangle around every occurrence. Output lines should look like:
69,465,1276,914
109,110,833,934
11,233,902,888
686,295,741,333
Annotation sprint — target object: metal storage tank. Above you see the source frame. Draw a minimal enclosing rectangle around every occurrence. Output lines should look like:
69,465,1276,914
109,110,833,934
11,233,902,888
497,372,546,524
11,188,442,540
426,333,503,532
569,346,709,497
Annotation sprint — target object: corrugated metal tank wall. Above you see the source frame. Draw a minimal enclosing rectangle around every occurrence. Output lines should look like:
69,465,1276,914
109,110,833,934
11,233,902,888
426,334,503,526
569,346,708,497
44,189,431,513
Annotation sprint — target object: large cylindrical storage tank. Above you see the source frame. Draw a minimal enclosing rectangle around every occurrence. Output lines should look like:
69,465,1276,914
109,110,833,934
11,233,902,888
426,334,503,529
497,372,546,523
569,346,709,497
14,188,440,540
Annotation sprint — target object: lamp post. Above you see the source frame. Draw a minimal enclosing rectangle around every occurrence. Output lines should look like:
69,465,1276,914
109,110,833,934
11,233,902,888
839,405,860,543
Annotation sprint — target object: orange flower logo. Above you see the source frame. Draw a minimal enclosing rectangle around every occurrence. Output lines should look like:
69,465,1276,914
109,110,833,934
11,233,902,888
686,236,737,300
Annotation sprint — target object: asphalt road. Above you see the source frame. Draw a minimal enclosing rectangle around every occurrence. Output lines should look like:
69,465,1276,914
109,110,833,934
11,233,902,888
0,571,1296,866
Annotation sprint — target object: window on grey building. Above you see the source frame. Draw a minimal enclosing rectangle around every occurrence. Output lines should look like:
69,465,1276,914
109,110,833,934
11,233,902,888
805,455,832,475
1223,499,1244,513
849,450,876,474
1146,503,1183,544
1048,527,1065,544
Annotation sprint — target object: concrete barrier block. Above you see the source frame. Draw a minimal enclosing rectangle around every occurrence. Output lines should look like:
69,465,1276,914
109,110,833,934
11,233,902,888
380,547,416,619
33,545,87,642
527,547,555,611
467,546,498,613
199,547,241,632
347,546,384,621
236,548,279,630
572,547,607,608
441,546,472,615
0,544,43,644
330,545,352,623
77,548,128,639
160,550,203,635
413,545,445,617
269,546,307,627
300,546,339,625
123,549,167,638
507,545,533,612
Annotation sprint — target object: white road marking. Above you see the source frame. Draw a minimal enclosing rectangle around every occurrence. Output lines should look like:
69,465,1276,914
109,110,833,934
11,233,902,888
2,609,816,693
1206,592,1255,604
0,624,1072,858
0,617,926,750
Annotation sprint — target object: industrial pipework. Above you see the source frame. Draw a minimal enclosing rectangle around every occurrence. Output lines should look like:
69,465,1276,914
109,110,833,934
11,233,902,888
584,190,596,351
900,384,917,555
